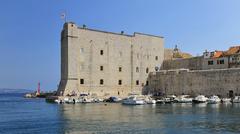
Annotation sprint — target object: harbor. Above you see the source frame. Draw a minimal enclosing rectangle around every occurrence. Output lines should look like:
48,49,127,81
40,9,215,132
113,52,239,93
2,0,240,133
47,93,240,105
1,93,240,134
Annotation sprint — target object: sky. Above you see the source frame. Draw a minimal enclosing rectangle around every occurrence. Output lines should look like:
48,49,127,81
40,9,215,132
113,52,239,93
0,0,240,91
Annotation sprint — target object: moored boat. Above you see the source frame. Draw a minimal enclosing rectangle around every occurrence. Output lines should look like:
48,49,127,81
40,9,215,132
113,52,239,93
232,96,240,103
104,96,122,103
156,99,165,104
174,95,193,103
221,98,231,103
122,95,145,105
145,97,156,104
193,95,208,103
164,95,176,103
207,95,221,104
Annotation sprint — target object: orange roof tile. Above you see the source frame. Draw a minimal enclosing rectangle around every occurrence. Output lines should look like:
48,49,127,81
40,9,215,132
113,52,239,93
213,51,223,58
224,46,240,56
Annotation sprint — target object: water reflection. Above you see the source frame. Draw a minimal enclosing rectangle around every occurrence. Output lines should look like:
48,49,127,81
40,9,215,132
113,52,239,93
60,103,240,134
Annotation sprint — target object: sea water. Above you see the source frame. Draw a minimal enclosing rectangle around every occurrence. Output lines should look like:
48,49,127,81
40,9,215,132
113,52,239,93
0,93,240,134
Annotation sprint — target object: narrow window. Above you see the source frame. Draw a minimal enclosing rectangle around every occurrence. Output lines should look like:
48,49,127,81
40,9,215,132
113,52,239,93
100,66,103,71
118,80,122,85
146,81,149,86
80,48,84,53
146,68,149,73
136,80,139,85
155,56,158,61
136,67,139,72
220,60,224,64
80,79,84,84
100,50,104,55
208,60,213,65
119,67,122,72
100,79,104,85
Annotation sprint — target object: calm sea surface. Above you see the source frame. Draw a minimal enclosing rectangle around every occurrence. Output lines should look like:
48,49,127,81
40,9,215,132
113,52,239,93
0,93,240,134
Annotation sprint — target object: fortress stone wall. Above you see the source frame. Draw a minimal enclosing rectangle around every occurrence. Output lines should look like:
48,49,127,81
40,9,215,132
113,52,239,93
57,22,164,97
161,56,229,70
148,68,240,97
161,57,203,70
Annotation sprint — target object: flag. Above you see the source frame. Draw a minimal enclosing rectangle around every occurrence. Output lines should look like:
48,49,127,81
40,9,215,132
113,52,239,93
61,12,66,22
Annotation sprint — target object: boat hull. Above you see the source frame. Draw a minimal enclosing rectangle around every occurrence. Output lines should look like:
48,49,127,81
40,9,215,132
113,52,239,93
192,100,206,103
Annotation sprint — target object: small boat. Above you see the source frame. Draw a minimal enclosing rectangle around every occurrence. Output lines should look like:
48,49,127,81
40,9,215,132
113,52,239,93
164,98,174,103
144,96,156,104
24,93,36,98
82,98,92,103
207,95,221,104
64,97,74,103
122,95,145,105
54,99,64,104
221,98,231,103
105,96,122,103
156,99,165,104
164,95,176,103
232,96,240,103
78,94,93,103
192,95,208,103
92,98,103,103
174,95,193,103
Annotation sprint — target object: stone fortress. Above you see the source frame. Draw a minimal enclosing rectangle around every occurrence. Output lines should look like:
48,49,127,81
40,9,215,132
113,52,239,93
57,22,164,97
57,22,240,98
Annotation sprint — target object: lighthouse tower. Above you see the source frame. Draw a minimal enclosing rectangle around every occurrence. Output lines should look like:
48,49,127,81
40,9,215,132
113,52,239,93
36,82,41,96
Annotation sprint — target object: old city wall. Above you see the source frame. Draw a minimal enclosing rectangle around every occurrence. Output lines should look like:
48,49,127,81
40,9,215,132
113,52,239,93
161,57,203,70
148,68,240,97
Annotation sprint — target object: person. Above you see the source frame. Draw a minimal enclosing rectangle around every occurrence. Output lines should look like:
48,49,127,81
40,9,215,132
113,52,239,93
73,98,75,104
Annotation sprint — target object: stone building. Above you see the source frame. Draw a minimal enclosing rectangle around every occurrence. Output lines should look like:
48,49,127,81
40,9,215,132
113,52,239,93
57,22,164,97
149,45,240,97
161,46,240,71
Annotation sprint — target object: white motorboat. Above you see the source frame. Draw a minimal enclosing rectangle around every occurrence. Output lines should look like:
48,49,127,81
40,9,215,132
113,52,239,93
144,96,156,104
207,95,221,104
92,98,103,103
156,99,165,104
105,96,122,102
164,97,174,103
64,97,72,103
164,95,176,103
221,98,231,103
232,96,240,103
175,95,193,103
54,99,64,104
122,95,145,105
192,95,208,103
77,94,93,103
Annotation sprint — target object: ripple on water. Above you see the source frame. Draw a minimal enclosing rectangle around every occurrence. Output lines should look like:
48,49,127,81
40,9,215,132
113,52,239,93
1,94,240,134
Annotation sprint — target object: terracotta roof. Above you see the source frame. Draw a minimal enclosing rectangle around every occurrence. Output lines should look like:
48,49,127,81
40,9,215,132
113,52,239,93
213,51,223,58
224,46,240,56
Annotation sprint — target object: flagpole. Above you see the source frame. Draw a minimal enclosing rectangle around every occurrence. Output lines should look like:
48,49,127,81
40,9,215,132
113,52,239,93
61,11,67,23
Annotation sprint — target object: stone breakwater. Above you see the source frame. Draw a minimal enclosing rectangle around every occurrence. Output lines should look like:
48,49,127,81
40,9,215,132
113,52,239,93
148,68,240,97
